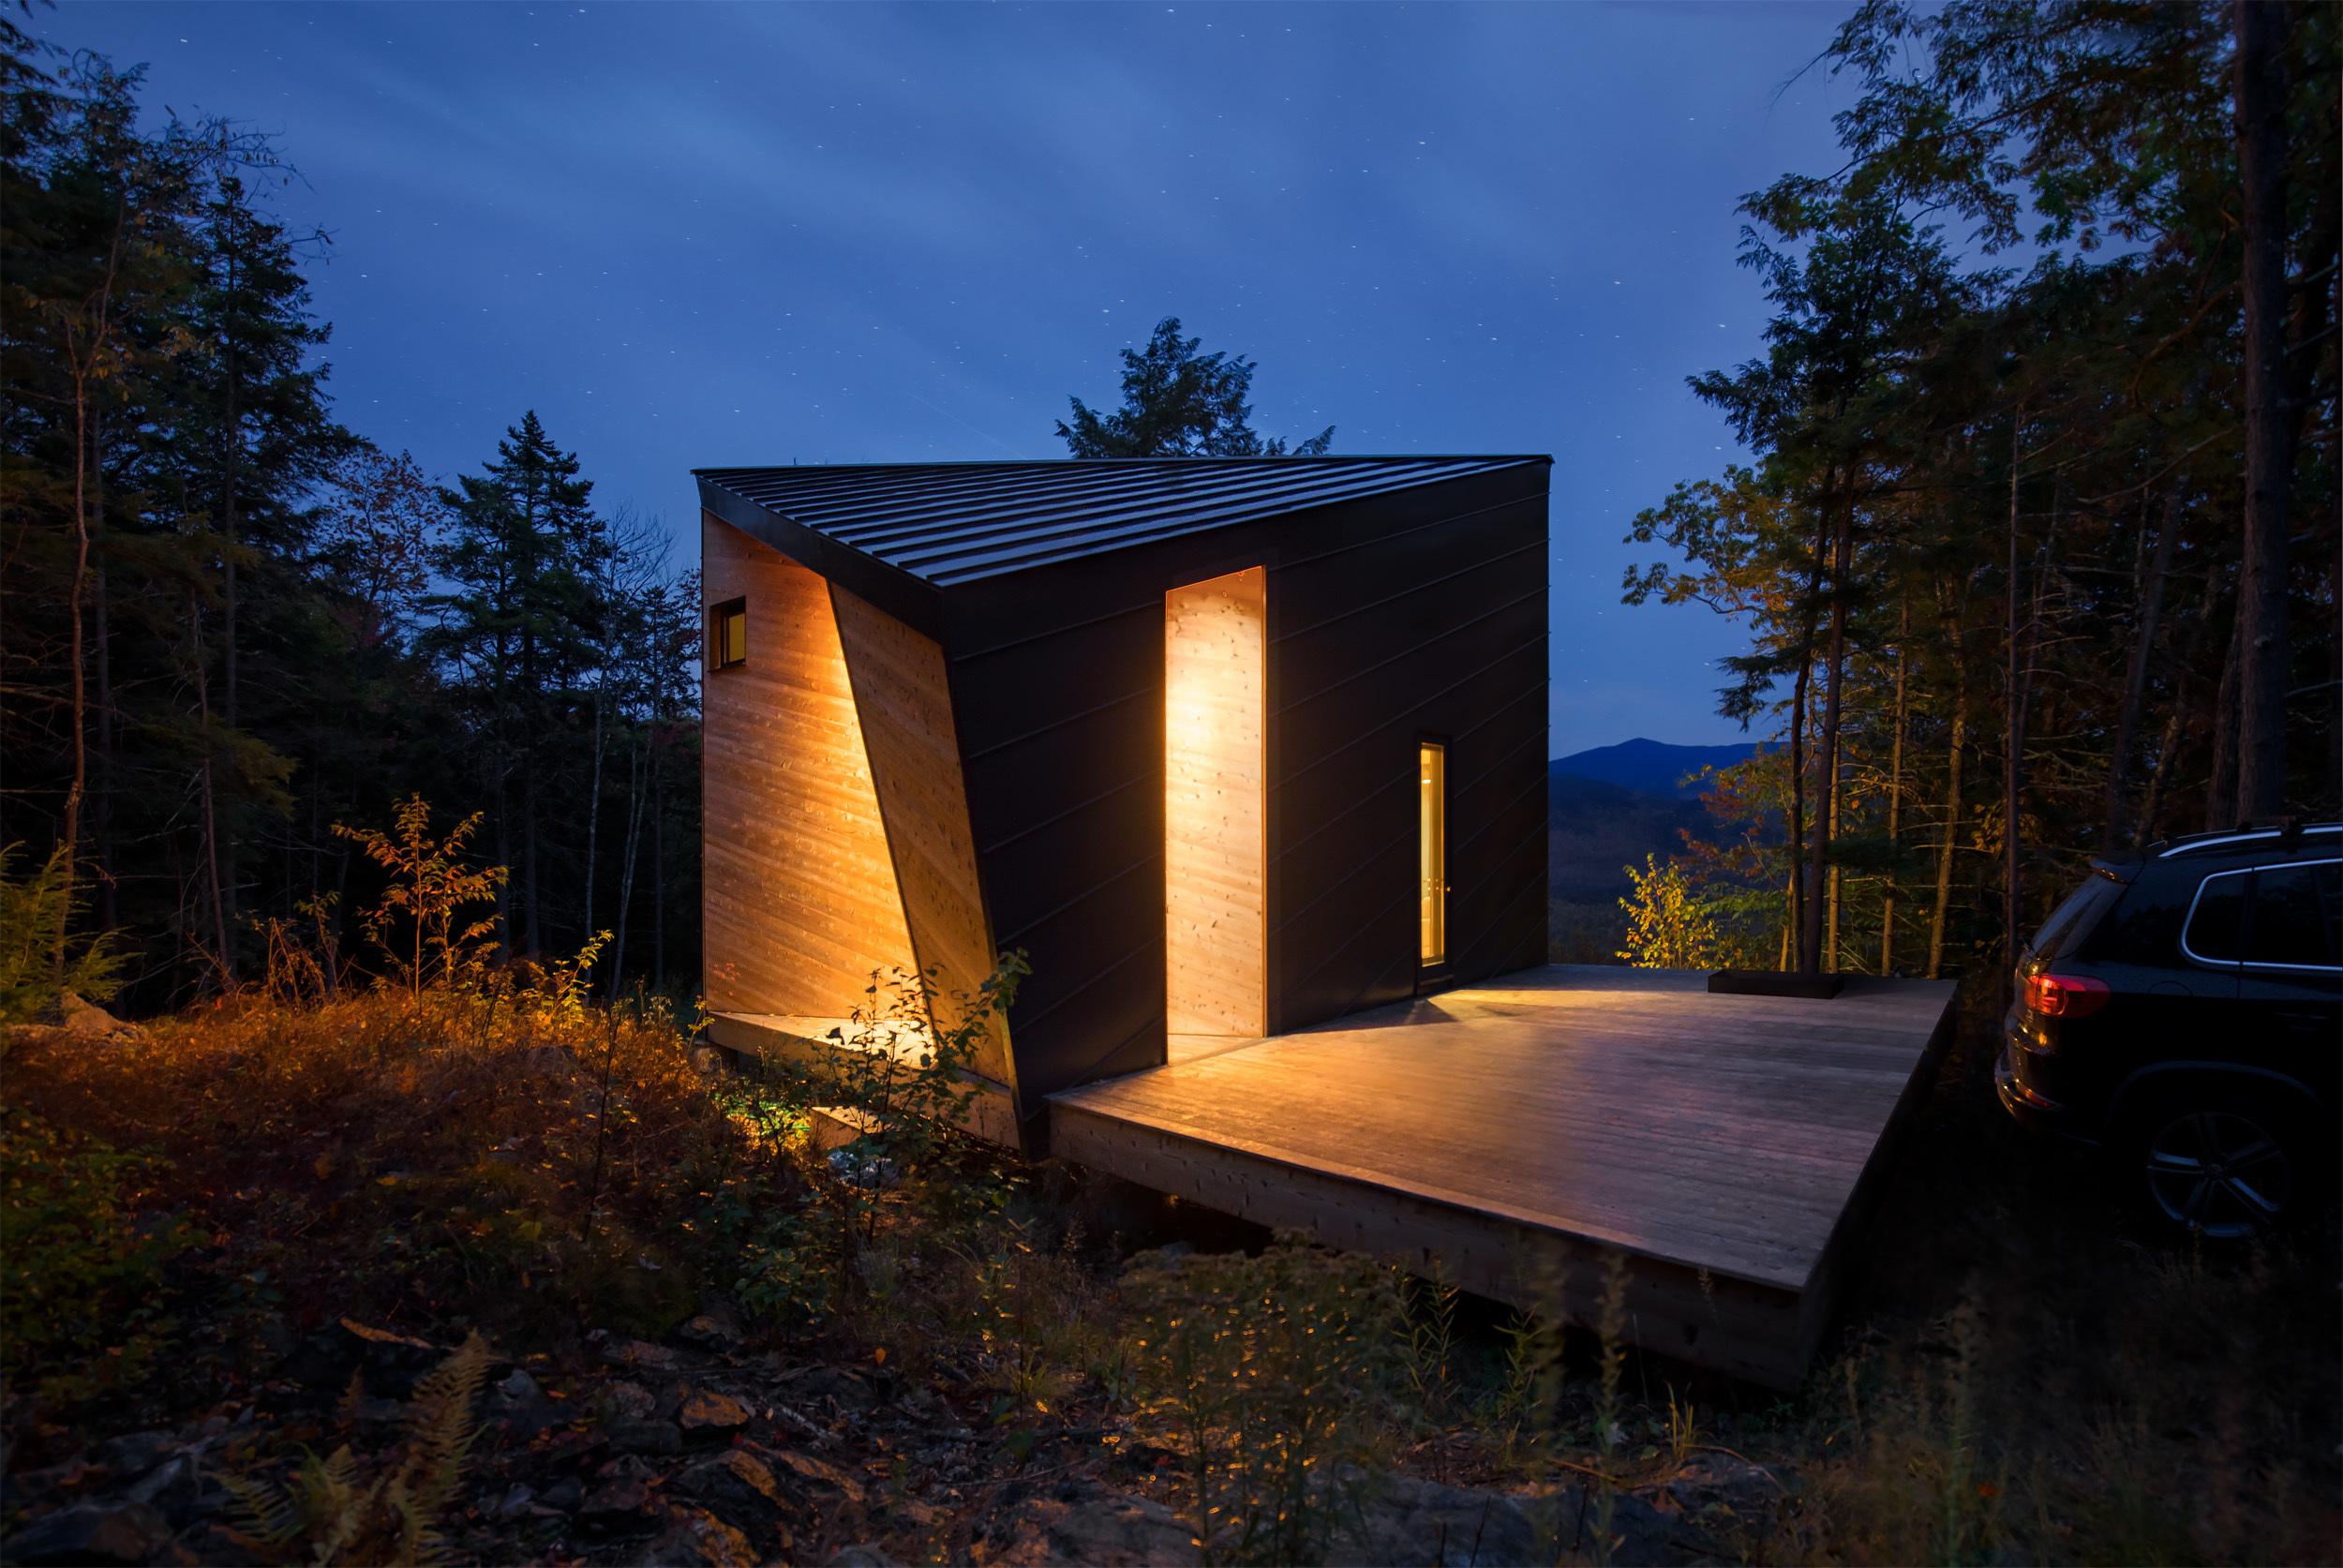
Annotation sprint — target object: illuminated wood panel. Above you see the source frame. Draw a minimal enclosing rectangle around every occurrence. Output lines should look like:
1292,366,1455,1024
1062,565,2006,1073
830,584,1016,1094
701,517,918,1016
1165,567,1267,1038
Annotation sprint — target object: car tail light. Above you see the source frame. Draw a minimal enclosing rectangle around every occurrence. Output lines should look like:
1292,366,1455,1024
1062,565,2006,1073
2024,972,2111,1019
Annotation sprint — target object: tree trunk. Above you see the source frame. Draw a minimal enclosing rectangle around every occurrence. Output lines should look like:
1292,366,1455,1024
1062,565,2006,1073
2102,485,2181,852
524,758,542,959
2003,424,2025,985
192,593,231,986
1929,646,1967,981
2136,584,2217,848
1882,605,1906,974
1826,748,1842,974
585,666,606,969
1787,645,1812,970
92,408,115,935
54,372,93,984
1803,492,1851,975
609,730,648,993
2205,608,2245,831
652,720,665,988
216,245,242,978
2232,0,2293,819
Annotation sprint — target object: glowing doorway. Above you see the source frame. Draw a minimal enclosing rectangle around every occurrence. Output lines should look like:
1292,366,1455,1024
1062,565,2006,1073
1165,567,1267,1047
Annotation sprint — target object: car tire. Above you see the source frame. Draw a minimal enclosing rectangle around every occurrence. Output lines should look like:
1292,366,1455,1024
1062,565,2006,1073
2119,1086,2321,1240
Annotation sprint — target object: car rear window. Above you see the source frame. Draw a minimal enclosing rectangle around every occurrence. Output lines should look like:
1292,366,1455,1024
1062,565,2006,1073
2030,872,2127,962
2183,870,2249,963
2246,860,2341,969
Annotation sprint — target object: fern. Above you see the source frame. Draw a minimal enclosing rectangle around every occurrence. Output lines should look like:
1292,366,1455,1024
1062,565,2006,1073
212,1332,489,1566
0,843,124,1024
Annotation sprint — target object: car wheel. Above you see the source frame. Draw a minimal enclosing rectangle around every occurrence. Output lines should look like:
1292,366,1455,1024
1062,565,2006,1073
2131,1095,2306,1240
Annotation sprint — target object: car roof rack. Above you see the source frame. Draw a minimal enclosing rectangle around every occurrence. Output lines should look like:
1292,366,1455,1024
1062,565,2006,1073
2155,819,2341,858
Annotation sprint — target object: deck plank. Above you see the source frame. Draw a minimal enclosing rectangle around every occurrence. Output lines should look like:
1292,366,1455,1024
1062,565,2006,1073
1050,963,1955,1386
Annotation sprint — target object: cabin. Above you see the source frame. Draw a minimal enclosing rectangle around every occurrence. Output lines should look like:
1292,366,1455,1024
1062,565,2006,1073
695,455,1553,1147
695,455,1955,1390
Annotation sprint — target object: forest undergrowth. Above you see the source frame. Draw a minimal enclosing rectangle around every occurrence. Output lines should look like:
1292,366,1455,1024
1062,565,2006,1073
4,948,2334,1565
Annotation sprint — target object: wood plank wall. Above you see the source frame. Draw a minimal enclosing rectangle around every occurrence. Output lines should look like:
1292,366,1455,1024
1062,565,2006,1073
701,517,918,1015
830,583,1016,1092
1163,567,1267,1038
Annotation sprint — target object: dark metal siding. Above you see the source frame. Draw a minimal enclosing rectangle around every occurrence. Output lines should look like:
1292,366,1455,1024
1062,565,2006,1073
926,466,1549,1129
1264,470,1550,1032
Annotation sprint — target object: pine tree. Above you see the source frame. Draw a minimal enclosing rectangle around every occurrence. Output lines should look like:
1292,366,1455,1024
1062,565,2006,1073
1058,317,1334,457
423,412,605,959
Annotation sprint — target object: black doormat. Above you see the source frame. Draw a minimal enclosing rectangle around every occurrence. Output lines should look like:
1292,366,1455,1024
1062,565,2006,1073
1708,970,1845,999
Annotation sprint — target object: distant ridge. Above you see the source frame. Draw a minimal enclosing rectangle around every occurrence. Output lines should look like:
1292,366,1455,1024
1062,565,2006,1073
1550,738,1760,800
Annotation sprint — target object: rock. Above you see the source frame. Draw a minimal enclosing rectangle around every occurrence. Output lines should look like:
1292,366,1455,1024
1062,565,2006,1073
674,1450,798,1536
499,1367,545,1403
91,1430,177,1480
0,1501,172,1566
579,1474,655,1528
769,1448,867,1504
648,1503,758,1568
676,1312,743,1353
0,1456,91,1514
1517,1484,1687,1568
53,993,150,1042
1039,1489,1200,1566
602,1337,680,1375
541,1474,586,1512
172,1521,264,1566
608,1417,682,1456
776,1363,877,1413
127,1455,203,1527
597,1380,658,1423
1327,1472,1538,1567
821,1547,905,1568
1664,1452,1790,1516
279,1318,451,1397
678,1387,753,1441
349,1396,410,1427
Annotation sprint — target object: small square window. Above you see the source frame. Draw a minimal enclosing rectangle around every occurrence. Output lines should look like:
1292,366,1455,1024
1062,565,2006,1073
710,597,747,669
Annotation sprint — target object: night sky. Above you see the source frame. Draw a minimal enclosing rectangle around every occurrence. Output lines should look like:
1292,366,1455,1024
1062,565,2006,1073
44,2,1858,753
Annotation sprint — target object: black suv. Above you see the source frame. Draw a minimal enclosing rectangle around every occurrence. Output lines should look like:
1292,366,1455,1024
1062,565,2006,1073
1998,822,2341,1237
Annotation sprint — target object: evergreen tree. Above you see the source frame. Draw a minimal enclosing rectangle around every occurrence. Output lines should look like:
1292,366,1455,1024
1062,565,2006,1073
1058,317,1334,457
422,412,607,959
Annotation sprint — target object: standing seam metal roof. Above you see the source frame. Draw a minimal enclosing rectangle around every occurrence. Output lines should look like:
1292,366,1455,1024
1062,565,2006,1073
695,456,1546,586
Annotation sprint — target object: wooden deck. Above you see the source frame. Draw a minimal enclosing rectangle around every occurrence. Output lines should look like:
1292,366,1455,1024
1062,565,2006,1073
1050,964,1956,1389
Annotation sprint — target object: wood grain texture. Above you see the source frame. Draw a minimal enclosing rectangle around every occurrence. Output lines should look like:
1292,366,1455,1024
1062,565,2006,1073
701,517,918,1016
1051,963,1957,1388
830,582,1016,1093
1164,567,1267,1038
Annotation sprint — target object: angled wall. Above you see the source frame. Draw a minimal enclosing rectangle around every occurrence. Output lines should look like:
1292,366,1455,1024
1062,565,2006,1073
831,583,1016,1094
701,518,918,1016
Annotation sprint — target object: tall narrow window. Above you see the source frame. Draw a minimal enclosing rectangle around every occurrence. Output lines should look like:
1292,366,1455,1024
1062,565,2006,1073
1419,740,1446,967
710,597,748,669
1165,568,1267,1047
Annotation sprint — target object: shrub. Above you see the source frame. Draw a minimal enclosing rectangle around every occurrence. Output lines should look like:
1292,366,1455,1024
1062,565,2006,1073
0,1106,191,1405
1125,1232,1404,1565
1616,855,1723,969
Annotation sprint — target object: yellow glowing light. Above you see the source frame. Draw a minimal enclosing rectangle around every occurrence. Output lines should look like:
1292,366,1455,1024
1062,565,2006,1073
1420,741,1446,966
